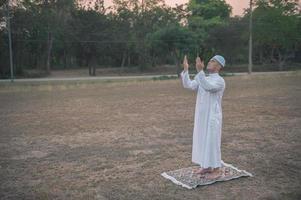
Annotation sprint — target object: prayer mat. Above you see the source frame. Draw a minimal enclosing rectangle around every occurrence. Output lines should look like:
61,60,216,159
161,160,253,189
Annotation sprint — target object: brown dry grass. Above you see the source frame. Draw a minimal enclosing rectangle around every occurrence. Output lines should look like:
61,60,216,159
0,73,300,200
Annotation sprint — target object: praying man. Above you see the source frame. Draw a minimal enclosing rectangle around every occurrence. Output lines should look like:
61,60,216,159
180,55,226,180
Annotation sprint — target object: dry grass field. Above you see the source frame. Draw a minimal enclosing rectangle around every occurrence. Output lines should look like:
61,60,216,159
0,72,300,200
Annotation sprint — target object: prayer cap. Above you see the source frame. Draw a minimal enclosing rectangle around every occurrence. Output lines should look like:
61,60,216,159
210,55,225,68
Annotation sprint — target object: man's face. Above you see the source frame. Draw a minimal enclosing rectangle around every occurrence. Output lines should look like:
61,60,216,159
207,59,221,73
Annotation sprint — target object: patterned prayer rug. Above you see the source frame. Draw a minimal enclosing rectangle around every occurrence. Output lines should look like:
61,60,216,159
161,160,253,189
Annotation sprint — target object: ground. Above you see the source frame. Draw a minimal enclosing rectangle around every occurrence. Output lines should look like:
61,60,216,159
0,72,300,200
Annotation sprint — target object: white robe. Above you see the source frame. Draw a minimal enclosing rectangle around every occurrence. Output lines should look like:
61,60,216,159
180,69,226,168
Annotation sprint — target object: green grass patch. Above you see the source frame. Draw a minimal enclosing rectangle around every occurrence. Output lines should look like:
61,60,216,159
152,75,179,81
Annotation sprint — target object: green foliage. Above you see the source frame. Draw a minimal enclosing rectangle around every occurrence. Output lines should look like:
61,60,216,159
188,0,232,20
146,24,198,74
186,0,232,62
152,75,178,80
251,0,301,68
205,17,249,65
146,25,198,56
0,0,300,78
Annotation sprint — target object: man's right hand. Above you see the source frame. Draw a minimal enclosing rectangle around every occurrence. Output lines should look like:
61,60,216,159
183,55,189,72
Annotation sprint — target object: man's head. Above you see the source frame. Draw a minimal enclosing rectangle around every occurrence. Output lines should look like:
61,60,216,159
207,55,225,73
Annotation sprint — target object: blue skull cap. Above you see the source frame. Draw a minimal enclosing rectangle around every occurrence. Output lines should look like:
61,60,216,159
210,55,225,67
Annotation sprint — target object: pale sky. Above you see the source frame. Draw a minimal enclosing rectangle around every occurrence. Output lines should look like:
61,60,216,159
104,0,250,16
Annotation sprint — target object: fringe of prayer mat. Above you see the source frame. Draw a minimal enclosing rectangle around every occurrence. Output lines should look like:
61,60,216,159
161,160,253,189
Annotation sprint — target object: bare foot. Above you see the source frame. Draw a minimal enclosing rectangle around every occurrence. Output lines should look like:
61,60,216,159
193,167,213,175
206,169,223,180
224,168,230,176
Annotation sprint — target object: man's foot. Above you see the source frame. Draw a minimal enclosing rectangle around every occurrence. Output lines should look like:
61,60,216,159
206,168,223,180
193,167,213,175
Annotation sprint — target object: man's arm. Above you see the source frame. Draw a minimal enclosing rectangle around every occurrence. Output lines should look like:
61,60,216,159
180,70,199,91
194,70,224,92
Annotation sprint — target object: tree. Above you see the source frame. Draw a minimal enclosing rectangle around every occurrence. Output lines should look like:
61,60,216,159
111,0,181,70
146,24,198,75
252,0,301,70
205,17,249,65
70,3,109,75
186,0,232,61
9,0,76,74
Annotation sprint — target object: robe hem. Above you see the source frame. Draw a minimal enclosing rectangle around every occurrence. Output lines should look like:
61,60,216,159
191,159,222,168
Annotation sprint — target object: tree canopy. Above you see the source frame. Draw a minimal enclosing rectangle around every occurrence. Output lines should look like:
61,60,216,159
0,0,300,78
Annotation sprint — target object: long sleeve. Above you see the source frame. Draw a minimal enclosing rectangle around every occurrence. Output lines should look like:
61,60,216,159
180,70,199,91
194,70,224,92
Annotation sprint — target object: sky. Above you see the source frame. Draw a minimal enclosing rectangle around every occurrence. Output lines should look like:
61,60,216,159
103,0,250,16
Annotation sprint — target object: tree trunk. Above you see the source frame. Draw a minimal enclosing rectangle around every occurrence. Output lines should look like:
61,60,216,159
92,64,96,76
63,48,67,69
277,49,290,71
172,49,181,77
121,51,126,68
86,55,92,76
46,31,53,74
89,65,92,76
259,47,263,64
270,46,277,63
127,54,131,66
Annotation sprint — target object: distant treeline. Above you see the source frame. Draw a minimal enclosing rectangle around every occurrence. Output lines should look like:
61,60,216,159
0,0,300,77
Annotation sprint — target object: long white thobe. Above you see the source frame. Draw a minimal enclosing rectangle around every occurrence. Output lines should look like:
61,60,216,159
180,69,226,168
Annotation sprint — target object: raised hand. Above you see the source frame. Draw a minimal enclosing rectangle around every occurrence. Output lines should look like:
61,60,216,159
196,56,205,72
183,55,189,72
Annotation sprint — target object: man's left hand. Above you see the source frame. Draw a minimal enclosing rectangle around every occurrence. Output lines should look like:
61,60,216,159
196,57,205,72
